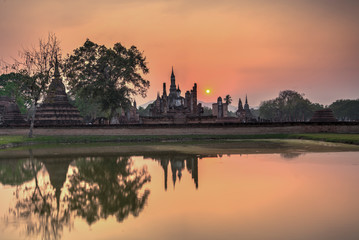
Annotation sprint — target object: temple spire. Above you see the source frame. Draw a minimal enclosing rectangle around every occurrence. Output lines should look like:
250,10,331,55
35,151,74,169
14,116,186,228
163,83,167,96
238,98,243,111
244,94,250,111
170,66,176,94
54,55,60,79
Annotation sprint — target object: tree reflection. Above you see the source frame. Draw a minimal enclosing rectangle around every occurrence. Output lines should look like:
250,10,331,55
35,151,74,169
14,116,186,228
0,157,42,186
1,152,151,240
67,156,151,225
4,151,72,240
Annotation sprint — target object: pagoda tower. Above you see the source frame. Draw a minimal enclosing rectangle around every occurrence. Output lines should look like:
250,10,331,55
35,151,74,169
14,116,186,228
169,66,176,94
35,59,83,125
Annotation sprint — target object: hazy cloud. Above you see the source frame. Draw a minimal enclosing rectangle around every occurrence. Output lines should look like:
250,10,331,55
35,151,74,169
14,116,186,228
0,0,358,105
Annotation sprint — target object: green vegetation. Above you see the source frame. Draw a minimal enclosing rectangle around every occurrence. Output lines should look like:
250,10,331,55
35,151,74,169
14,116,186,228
0,33,61,138
138,104,151,116
1,133,358,150
329,99,359,121
0,77,28,114
65,39,150,121
259,90,323,121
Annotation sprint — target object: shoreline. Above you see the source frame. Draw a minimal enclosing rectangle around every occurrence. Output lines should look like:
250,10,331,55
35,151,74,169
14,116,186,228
1,138,359,159
1,133,359,150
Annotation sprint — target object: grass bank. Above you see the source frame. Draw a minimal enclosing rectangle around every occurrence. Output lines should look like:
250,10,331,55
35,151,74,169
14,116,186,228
0,133,359,150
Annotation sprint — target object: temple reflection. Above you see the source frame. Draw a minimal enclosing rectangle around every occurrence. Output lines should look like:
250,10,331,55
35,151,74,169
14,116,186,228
0,153,151,240
144,153,217,190
0,150,221,239
0,157,73,240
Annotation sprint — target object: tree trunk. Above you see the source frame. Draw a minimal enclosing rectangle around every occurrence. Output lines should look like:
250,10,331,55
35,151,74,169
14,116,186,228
28,102,36,138
109,108,116,125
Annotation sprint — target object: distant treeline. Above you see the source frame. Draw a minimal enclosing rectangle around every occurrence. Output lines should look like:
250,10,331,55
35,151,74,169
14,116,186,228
329,99,359,121
137,90,358,122
258,90,358,122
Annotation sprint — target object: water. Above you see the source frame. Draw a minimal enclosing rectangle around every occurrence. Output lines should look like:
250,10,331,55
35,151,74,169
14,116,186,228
0,142,359,240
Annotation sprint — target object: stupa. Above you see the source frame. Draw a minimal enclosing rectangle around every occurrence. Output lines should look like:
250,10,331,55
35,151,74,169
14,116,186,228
35,59,83,125
0,96,26,126
310,109,337,122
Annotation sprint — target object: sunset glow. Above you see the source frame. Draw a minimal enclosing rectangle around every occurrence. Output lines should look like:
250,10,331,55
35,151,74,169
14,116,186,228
0,0,358,107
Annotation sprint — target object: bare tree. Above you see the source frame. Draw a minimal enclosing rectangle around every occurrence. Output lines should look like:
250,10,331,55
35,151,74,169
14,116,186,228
13,33,61,137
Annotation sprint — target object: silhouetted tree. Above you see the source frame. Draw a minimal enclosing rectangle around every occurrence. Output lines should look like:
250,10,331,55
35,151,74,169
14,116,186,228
138,104,151,117
202,106,212,116
259,90,323,122
65,39,150,121
329,99,359,121
0,33,61,137
68,93,105,123
224,94,232,105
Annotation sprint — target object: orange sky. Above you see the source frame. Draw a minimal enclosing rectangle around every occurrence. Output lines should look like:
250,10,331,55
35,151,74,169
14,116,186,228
1,0,358,107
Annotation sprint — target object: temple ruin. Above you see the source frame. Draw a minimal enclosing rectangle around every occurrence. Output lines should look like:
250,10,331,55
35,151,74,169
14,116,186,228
0,96,26,126
236,95,253,122
212,97,228,118
310,109,337,122
148,67,203,120
35,60,83,125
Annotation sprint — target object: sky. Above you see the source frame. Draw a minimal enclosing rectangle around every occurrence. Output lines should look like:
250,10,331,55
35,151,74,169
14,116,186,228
0,0,358,107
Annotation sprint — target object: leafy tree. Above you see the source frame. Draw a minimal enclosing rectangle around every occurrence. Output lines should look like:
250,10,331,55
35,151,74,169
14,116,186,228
259,90,323,122
68,93,105,123
0,73,28,114
224,94,232,105
202,106,212,116
138,106,148,117
137,103,153,117
65,39,150,121
227,111,236,117
250,108,259,119
329,99,359,121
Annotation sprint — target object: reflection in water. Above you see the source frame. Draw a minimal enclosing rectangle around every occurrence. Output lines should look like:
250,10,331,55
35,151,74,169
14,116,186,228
67,156,151,224
0,150,211,239
1,151,73,240
280,152,304,159
1,148,359,240
0,151,151,240
143,153,208,190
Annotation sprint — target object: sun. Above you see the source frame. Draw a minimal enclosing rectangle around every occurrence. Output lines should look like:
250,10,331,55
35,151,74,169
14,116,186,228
205,89,211,94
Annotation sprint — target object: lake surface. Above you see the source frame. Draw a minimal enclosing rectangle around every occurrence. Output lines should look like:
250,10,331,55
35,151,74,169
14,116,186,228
0,142,359,240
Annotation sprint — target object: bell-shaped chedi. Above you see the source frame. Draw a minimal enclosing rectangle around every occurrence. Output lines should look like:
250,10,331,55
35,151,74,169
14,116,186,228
35,60,83,125
0,96,26,126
